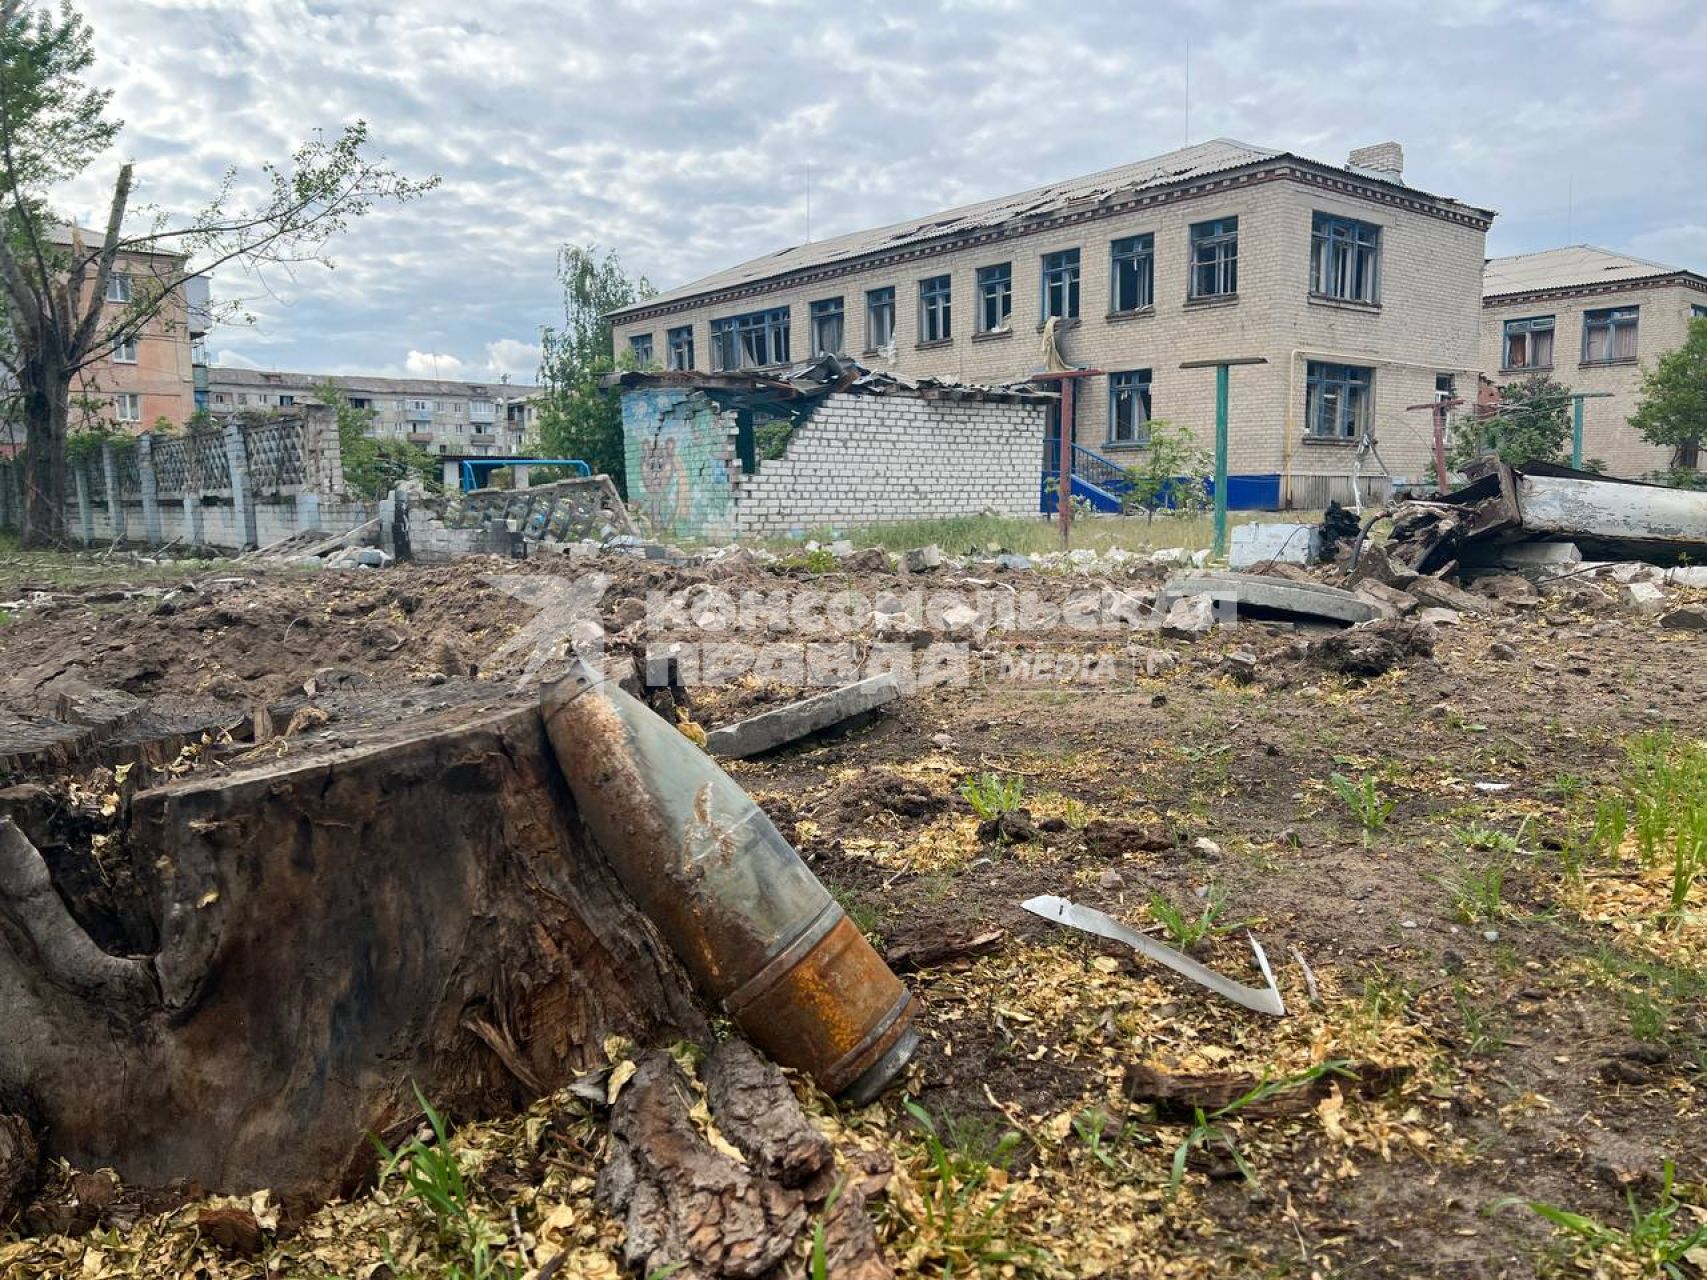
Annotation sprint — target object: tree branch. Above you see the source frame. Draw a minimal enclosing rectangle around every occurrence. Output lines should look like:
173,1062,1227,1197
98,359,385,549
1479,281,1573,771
68,161,131,365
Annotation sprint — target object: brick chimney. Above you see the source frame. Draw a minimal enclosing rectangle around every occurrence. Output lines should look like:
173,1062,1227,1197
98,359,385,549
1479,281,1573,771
1346,142,1404,183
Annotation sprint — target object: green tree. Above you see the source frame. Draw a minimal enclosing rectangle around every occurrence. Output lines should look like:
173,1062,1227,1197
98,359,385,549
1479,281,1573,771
1448,372,1571,469
1120,419,1212,520
314,381,436,499
0,0,437,545
1630,314,1707,476
536,245,654,495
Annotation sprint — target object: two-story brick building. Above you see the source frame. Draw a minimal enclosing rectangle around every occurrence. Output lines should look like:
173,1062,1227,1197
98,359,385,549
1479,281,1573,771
1481,246,1707,477
610,138,1494,508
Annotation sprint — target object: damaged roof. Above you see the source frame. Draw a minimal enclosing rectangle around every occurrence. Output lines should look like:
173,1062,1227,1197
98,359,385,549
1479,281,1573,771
1483,245,1707,301
605,354,1055,405
613,138,1493,320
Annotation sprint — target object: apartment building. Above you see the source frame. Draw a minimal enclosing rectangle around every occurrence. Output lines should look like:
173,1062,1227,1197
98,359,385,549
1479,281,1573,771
45,226,210,436
610,138,1494,507
205,368,543,456
1482,246,1707,477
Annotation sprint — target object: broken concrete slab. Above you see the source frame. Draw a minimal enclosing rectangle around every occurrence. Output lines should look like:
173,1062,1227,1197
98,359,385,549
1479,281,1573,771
1410,577,1498,616
1621,581,1667,617
1162,592,1216,639
1354,579,1420,617
1468,540,1583,570
1418,606,1461,626
1229,523,1320,569
1156,571,1378,627
903,545,944,572
705,674,901,759
1664,566,1707,588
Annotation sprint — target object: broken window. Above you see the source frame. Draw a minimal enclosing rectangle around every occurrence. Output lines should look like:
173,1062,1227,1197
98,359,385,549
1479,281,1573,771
1305,361,1371,439
667,325,694,371
1110,235,1154,313
1583,306,1638,363
1041,249,1080,321
866,287,895,350
1502,316,1554,370
628,333,655,366
919,275,952,343
1435,373,1456,402
976,264,1012,332
1189,217,1238,299
1693,304,1707,319
1108,370,1153,445
810,298,845,356
1310,213,1380,303
710,307,790,370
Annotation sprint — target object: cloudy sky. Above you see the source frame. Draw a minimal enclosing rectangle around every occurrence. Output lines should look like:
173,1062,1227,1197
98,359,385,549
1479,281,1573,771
55,0,1707,385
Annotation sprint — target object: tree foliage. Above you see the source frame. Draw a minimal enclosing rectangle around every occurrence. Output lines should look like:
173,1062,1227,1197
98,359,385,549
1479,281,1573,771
1448,373,1572,469
1121,419,1212,520
314,381,437,499
536,245,653,496
1630,314,1707,473
0,0,437,544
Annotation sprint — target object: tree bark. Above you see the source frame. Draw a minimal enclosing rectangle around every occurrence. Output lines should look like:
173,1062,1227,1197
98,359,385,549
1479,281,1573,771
18,348,68,547
0,702,707,1199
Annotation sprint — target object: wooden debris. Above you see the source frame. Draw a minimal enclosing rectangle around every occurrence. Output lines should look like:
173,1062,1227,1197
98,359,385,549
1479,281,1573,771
883,928,1005,974
700,1040,833,1189
1122,1060,1410,1121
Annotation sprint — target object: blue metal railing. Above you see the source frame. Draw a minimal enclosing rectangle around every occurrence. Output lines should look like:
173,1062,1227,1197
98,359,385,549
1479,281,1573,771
458,457,590,492
1041,440,1133,513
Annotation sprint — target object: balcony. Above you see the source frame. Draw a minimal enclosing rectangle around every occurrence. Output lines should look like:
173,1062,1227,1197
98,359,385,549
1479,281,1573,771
468,403,497,424
406,432,434,444
403,406,432,424
470,432,497,445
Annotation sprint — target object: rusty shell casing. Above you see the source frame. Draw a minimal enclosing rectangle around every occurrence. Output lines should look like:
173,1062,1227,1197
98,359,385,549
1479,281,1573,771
540,662,918,1102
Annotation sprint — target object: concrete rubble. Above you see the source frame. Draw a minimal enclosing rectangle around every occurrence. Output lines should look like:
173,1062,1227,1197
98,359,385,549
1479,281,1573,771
704,674,902,759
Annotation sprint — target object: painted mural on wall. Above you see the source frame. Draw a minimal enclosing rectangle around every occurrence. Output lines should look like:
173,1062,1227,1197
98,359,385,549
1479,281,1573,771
620,388,739,541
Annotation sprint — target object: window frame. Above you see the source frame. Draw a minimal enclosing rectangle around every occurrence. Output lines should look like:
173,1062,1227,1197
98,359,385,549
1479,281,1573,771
1107,369,1154,446
667,324,695,371
1109,234,1155,314
1304,361,1373,440
809,297,846,356
1188,217,1239,300
1502,315,1555,371
918,274,952,344
975,263,1012,333
114,392,141,423
1582,306,1639,364
628,333,655,365
106,273,132,304
1041,249,1081,322
865,286,895,351
1692,304,1707,320
1309,212,1381,304
112,335,139,364
709,307,791,370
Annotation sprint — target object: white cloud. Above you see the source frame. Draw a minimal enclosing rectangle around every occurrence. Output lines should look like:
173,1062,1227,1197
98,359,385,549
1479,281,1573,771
404,350,469,380
211,348,260,370
57,0,1707,380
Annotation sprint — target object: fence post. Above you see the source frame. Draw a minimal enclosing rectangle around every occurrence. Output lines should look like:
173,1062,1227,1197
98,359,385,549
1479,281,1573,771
101,441,125,541
183,493,203,546
224,419,258,548
0,461,9,532
74,465,94,545
295,490,321,533
138,433,163,545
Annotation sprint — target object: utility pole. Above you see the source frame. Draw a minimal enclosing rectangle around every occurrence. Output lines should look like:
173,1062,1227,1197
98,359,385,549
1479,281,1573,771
1028,368,1103,547
1405,395,1463,494
1180,356,1267,561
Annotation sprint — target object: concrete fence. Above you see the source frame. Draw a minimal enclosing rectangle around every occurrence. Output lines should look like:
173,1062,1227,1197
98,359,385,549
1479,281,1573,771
0,406,374,550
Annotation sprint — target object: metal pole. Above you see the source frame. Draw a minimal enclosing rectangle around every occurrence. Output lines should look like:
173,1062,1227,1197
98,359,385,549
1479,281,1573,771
1572,395,1585,470
1432,400,1450,494
1058,379,1073,547
1213,363,1229,561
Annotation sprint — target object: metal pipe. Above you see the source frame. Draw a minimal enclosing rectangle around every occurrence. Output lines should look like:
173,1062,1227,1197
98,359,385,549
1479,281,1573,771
540,661,919,1103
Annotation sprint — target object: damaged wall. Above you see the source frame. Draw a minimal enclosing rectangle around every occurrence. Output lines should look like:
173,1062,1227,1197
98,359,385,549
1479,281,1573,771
733,393,1047,538
620,388,741,542
408,476,635,561
618,383,1048,541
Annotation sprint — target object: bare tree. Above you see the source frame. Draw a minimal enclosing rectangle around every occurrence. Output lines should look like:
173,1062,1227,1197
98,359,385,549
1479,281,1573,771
0,0,437,544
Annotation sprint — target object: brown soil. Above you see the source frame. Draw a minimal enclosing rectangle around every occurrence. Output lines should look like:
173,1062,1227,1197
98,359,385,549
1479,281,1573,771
1,549,1704,1278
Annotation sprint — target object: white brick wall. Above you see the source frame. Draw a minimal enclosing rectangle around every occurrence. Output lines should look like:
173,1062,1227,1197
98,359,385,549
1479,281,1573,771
1481,279,1707,477
733,393,1048,537
616,171,1489,506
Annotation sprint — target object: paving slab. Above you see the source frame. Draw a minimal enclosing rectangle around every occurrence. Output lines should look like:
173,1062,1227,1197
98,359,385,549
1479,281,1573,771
1155,571,1378,626
706,674,901,759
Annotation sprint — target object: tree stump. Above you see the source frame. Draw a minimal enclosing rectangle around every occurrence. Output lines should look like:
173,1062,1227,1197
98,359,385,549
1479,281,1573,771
0,702,706,1199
